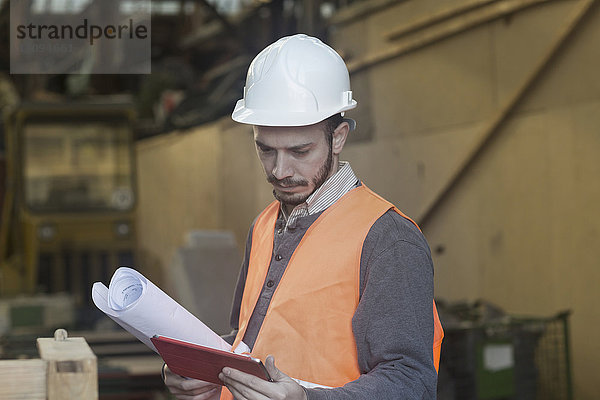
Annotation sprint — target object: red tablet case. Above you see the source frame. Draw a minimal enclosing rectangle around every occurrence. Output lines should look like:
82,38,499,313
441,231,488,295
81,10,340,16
151,335,271,385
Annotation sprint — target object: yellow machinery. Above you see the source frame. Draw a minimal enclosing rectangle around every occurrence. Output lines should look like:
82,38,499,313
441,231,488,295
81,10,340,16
0,101,137,311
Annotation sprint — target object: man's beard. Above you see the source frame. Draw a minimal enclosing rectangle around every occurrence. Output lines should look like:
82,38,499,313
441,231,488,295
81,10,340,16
268,149,333,207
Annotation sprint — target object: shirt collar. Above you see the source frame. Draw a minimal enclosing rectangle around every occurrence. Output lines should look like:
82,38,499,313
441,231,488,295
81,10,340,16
280,161,359,228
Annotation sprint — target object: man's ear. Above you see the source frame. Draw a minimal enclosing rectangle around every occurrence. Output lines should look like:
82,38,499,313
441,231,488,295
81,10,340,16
332,122,350,155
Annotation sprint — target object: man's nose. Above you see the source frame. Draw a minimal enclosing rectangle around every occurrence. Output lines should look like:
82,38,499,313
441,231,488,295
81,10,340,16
271,153,293,180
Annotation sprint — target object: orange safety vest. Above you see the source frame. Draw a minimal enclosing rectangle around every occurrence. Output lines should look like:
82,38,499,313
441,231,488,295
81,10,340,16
220,185,443,399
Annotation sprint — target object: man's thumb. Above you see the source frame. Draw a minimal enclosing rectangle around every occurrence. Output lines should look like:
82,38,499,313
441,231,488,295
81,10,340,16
265,355,288,382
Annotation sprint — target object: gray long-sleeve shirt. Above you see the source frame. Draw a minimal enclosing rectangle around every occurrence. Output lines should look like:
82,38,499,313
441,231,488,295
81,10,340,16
226,204,438,399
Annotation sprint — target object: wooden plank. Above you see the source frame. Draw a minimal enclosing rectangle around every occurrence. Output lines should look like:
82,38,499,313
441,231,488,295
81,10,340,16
384,0,501,40
0,359,47,400
348,0,551,73
418,0,597,226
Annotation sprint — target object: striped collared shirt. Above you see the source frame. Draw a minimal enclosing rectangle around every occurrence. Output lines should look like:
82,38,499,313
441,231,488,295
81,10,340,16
281,161,359,229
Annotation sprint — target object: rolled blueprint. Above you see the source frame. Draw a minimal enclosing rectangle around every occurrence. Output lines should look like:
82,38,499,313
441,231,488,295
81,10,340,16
92,267,327,388
92,267,234,353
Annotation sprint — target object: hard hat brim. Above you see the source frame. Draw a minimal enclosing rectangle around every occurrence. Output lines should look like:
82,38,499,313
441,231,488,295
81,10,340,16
231,99,357,128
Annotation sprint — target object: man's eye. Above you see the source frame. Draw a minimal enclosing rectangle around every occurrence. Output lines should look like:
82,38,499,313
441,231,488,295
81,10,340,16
258,146,272,153
294,150,308,155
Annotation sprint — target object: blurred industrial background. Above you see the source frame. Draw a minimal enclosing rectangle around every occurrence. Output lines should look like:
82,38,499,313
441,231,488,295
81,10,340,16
0,0,599,399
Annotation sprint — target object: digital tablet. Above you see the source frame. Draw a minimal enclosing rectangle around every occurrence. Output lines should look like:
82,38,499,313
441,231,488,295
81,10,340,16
151,335,271,385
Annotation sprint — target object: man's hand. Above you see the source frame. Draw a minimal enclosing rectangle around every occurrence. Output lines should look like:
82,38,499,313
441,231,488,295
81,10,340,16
219,355,308,400
163,365,221,400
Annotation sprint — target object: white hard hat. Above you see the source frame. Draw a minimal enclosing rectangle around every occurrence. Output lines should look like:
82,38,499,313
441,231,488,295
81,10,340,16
232,34,357,128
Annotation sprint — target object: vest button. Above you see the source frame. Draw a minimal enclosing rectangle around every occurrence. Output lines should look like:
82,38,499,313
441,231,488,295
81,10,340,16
266,280,274,288
277,228,283,234
275,254,282,261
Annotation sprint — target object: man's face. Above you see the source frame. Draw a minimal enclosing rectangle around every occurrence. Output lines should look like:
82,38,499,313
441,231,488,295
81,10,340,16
253,123,334,208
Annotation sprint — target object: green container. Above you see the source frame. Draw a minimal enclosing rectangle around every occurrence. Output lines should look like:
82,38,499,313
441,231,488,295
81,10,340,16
476,340,515,399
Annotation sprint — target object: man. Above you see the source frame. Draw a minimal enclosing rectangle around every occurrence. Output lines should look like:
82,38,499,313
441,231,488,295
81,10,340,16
164,34,443,400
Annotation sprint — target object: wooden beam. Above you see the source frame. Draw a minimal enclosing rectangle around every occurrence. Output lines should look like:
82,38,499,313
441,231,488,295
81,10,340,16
418,0,597,227
384,0,501,40
328,0,406,27
347,0,552,74
0,329,100,399
37,329,98,400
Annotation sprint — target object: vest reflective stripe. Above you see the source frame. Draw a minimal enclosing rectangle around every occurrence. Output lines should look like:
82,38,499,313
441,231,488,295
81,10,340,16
220,185,443,399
